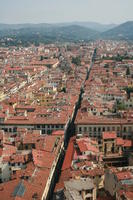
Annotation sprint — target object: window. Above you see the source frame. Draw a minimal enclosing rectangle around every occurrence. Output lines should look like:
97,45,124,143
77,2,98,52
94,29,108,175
112,127,115,131
89,127,92,131
103,127,105,132
79,127,82,132
37,125,40,129
98,127,101,132
3,128,8,132
123,127,127,132
107,127,110,131
117,127,120,131
128,127,132,132
84,127,87,132
42,130,45,134
47,130,52,135
13,127,17,132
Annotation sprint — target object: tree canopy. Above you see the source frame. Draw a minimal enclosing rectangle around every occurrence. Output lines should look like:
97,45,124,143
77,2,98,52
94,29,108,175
72,56,81,66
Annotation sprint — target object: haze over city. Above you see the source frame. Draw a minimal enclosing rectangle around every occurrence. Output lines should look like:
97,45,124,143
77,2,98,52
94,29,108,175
0,0,133,24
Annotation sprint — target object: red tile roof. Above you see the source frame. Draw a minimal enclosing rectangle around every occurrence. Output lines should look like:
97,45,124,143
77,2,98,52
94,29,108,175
123,140,133,147
103,132,117,140
116,171,132,181
125,191,133,199
77,141,88,152
0,179,18,200
32,149,55,168
116,138,124,146
62,137,75,171
52,130,64,136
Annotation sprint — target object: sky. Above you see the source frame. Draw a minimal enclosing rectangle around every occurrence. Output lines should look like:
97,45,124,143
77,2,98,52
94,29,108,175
0,0,133,24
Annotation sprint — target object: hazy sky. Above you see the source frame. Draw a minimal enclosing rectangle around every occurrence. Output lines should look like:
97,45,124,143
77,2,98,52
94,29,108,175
0,0,133,24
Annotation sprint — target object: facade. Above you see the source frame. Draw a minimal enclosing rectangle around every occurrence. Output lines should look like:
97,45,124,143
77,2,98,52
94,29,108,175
0,123,65,135
75,121,133,140
0,163,11,183
64,178,96,200
104,167,133,198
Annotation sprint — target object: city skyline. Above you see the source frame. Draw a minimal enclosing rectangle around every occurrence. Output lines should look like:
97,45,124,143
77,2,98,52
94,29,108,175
0,0,133,24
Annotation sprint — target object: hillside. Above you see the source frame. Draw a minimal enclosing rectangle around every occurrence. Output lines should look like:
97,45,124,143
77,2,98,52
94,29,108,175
0,25,99,45
0,22,117,32
54,22,117,32
0,21,133,46
101,21,133,40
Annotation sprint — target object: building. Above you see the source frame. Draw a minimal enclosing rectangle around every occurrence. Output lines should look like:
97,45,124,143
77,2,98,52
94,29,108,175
64,178,96,200
104,167,133,198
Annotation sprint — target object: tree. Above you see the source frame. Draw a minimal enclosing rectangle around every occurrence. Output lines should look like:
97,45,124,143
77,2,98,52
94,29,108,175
126,67,130,76
104,64,109,68
124,86,133,99
62,87,66,93
113,100,126,112
72,56,81,66
40,55,44,61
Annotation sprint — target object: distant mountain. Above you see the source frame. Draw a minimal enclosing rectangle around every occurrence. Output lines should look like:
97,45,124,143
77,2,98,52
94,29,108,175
55,22,117,32
50,25,99,41
0,23,54,31
101,21,133,40
0,21,117,32
0,21,133,46
0,25,99,45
